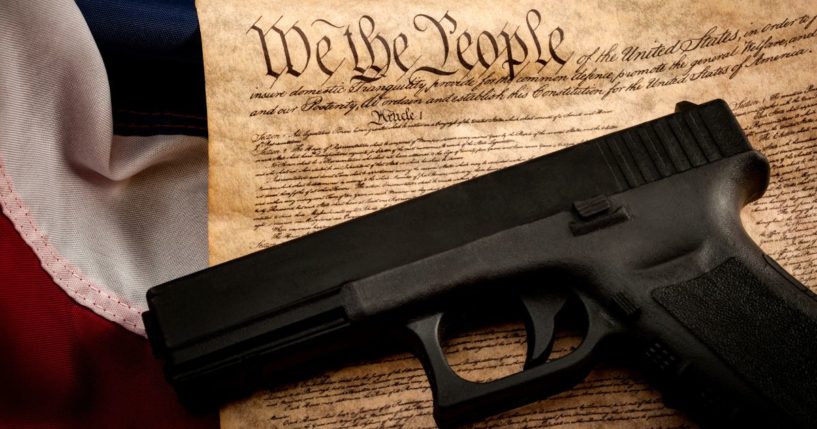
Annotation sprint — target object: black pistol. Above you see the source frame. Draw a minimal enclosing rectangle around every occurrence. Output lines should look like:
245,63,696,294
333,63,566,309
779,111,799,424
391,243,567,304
143,100,817,428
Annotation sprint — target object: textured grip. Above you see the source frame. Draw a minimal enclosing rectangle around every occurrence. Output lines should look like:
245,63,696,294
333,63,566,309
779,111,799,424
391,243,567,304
652,258,817,427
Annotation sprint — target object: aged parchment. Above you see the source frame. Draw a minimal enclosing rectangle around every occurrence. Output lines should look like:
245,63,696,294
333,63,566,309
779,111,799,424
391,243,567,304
196,0,817,427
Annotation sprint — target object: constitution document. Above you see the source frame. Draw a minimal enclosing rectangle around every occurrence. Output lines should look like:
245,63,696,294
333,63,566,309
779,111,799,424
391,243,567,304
195,0,817,427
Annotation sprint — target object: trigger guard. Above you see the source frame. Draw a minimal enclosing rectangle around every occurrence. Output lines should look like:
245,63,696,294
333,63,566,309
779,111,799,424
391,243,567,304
404,312,473,402
405,299,621,428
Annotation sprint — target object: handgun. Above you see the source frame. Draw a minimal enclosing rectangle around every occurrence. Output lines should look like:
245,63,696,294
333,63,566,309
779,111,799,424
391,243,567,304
143,100,817,428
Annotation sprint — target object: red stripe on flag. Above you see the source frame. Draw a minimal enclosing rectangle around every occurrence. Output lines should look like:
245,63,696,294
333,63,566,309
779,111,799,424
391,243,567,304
0,211,217,429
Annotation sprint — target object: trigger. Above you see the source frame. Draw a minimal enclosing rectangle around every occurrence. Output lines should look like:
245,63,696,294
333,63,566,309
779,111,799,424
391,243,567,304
520,289,570,368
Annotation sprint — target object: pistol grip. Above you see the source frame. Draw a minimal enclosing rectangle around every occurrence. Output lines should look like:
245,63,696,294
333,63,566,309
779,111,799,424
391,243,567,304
405,294,620,428
647,255,817,428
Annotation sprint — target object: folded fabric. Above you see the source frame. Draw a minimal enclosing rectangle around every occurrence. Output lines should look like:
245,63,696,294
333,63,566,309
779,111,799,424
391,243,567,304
0,0,216,427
